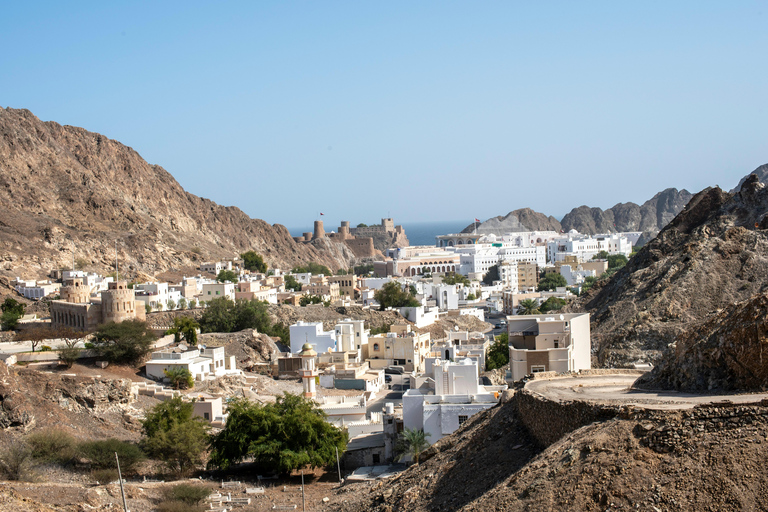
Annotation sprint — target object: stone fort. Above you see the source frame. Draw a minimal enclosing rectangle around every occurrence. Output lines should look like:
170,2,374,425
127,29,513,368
293,218,408,258
50,278,146,331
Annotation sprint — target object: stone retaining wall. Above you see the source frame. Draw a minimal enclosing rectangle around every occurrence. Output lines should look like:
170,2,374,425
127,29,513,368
511,389,622,447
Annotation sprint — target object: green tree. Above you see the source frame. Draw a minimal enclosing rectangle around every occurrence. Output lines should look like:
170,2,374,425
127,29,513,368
208,394,347,474
178,298,187,310
1,297,26,331
537,273,567,291
486,332,509,370
284,275,302,292
167,299,176,311
482,264,499,285
396,428,431,466
92,320,157,364
582,275,597,293
216,269,239,283
240,250,268,273
167,316,199,345
145,304,152,314
164,367,194,390
441,272,470,286
353,263,374,275
188,299,197,309
299,295,323,306
466,293,477,300
539,297,566,313
199,297,283,340
291,262,332,276
356,223,368,228
374,282,420,310
79,439,145,473
592,250,609,260
607,254,628,269
141,397,209,476
517,299,540,315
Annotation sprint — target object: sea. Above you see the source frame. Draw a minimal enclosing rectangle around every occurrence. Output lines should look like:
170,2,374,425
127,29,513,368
288,220,470,247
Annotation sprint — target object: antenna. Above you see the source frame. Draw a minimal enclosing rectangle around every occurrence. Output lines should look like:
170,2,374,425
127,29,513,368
115,239,119,281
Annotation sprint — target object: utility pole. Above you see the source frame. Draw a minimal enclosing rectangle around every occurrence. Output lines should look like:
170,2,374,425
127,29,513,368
336,446,342,483
301,470,306,512
115,452,129,512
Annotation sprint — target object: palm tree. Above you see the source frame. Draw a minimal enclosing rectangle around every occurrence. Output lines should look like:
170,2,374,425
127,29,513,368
396,428,431,465
517,299,540,315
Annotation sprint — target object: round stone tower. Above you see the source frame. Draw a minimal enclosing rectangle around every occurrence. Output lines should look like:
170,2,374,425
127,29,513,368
62,278,90,304
313,220,325,240
101,281,137,324
339,221,350,238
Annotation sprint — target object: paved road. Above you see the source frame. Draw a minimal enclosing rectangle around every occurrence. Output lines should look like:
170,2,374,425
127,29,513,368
0,339,87,354
525,373,768,410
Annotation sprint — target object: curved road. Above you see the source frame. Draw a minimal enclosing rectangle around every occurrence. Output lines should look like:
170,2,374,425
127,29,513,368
525,373,768,410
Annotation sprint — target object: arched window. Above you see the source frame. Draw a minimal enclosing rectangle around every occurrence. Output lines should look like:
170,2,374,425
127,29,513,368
373,343,380,351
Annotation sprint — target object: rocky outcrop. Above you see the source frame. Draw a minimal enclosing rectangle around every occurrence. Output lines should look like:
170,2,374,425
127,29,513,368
731,163,768,193
0,361,135,435
635,292,768,392
462,208,562,234
574,174,768,367
0,107,356,280
560,188,693,245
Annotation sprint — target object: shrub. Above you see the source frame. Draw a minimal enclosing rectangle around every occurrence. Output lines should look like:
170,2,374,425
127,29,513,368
40,345,52,352
0,442,36,481
162,484,211,505
79,439,144,473
58,346,81,368
91,468,118,483
92,320,156,364
27,429,77,465
156,500,204,512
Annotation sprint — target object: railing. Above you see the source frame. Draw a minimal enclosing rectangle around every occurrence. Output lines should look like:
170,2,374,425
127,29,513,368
509,331,538,336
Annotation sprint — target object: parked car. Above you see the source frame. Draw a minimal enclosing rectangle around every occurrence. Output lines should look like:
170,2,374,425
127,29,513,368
385,366,405,375
385,374,392,383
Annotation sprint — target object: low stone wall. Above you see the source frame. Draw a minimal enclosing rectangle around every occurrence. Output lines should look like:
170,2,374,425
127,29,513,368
512,389,622,447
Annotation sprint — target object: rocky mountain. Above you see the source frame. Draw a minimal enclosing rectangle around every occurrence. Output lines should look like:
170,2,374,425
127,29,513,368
560,188,693,245
0,107,356,280
467,190,692,245
732,163,768,193
574,174,768,367
636,291,768,392
461,208,562,234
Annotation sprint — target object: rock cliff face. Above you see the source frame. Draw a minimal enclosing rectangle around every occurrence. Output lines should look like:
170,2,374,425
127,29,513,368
576,174,768,367
560,188,693,245
635,292,768,392
0,107,356,279
461,208,562,234
732,163,768,193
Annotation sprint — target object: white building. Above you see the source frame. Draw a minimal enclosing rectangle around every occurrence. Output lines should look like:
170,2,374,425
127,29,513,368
559,264,597,286
13,279,61,300
145,346,238,382
547,233,632,263
399,306,440,328
334,319,369,358
403,358,506,444
134,282,182,311
290,321,338,355
507,313,591,381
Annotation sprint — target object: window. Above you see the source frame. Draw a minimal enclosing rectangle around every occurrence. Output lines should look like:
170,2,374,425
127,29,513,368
531,365,546,373
372,453,380,464
204,413,209,420
458,415,468,426
208,291,211,295
373,343,380,351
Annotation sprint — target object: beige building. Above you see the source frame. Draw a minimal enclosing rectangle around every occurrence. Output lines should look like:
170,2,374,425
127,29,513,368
507,313,591,381
502,291,541,315
374,247,461,278
367,324,431,373
517,262,539,291
327,274,357,299
50,279,145,331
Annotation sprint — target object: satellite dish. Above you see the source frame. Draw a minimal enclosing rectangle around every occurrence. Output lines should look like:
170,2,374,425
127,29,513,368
559,314,565,321
179,344,188,351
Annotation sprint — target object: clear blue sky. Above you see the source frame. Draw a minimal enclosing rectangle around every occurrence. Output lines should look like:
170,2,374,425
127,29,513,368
2,2,767,228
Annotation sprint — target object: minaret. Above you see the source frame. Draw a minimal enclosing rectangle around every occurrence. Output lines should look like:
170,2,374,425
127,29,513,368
299,342,318,399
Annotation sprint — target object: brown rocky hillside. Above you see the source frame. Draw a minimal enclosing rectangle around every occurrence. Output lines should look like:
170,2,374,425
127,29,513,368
574,174,768,367
636,291,768,392
0,107,355,280
461,208,562,234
